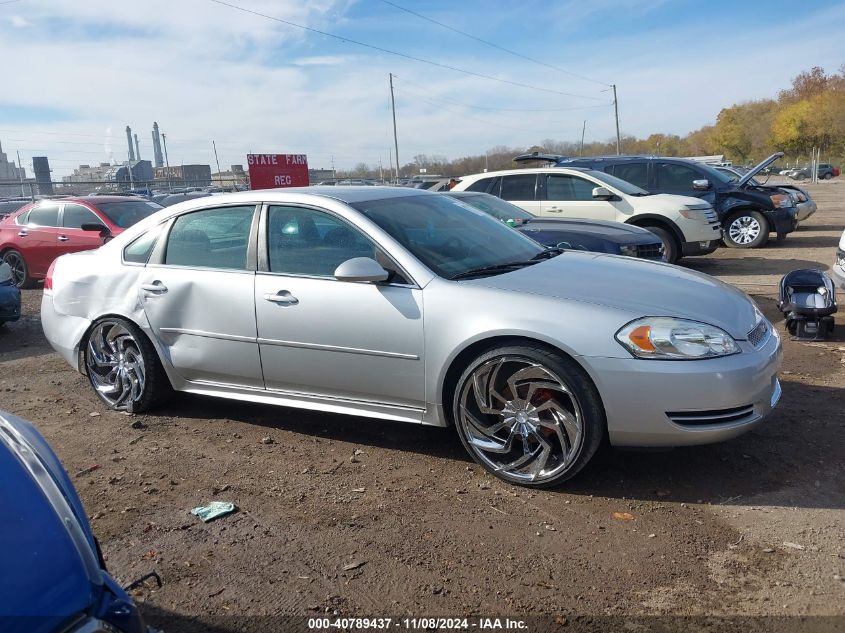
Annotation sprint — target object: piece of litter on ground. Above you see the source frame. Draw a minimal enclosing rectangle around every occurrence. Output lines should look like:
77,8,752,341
544,524,556,531
89,412,101,417
261,436,273,444
351,487,366,493
782,541,805,551
75,464,100,477
129,435,144,445
190,501,237,522
647,533,657,538
612,512,635,521
342,561,366,571
763,548,775,553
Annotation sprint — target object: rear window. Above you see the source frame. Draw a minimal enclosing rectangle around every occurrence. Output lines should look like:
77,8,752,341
28,204,60,227
94,200,163,229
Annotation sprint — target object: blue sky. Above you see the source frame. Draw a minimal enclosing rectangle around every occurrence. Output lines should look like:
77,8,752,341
1,0,843,177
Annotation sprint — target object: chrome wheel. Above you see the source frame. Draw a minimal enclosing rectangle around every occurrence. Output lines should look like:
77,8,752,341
86,320,146,410
2,251,26,287
728,215,761,245
458,356,584,483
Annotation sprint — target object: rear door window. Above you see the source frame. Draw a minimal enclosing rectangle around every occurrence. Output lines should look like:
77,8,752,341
500,174,537,201
27,204,60,227
164,205,255,270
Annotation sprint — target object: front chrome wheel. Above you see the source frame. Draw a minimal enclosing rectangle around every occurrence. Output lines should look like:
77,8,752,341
728,216,761,245
457,356,584,484
86,320,146,410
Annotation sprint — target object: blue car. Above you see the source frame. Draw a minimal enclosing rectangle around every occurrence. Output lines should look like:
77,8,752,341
0,262,21,324
0,410,148,633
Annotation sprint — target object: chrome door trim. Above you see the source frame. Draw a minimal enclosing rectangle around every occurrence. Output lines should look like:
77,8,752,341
256,336,420,360
159,327,257,344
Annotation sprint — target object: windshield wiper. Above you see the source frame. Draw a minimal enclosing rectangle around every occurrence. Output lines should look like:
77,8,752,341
530,246,565,260
450,260,539,280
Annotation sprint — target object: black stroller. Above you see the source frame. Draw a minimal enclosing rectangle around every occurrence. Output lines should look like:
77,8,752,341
778,269,837,340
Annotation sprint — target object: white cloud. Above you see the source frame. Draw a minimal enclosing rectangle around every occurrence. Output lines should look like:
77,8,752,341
9,15,31,27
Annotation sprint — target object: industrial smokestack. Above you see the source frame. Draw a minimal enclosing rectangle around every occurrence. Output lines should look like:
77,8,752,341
134,134,141,161
152,122,164,168
125,126,135,161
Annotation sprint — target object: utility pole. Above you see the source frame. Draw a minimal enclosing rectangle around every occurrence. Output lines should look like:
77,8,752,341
378,155,384,183
580,120,586,156
16,150,25,197
162,133,171,192
388,147,394,183
331,154,336,180
612,84,621,155
484,151,489,173
212,140,223,189
389,73,400,182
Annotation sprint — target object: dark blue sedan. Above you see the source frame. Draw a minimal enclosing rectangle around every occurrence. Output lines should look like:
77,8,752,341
0,262,21,324
0,410,148,633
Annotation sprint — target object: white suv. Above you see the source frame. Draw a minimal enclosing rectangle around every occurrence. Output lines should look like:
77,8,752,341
453,167,721,263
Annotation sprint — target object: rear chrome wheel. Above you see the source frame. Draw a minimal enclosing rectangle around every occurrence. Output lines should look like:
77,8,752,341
1,249,33,289
84,318,171,412
453,346,605,487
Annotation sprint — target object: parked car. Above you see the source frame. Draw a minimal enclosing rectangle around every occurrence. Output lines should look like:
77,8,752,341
832,228,845,291
0,198,30,220
451,167,721,263
0,196,163,288
444,191,665,260
524,152,799,249
787,163,839,180
713,166,817,222
0,409,148,633
0,262,21,324
42,187,782,487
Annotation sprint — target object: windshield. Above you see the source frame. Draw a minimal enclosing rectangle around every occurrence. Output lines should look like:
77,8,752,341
586,170,650,195
448,193,534,221
352,194,544,279
95,200,163,229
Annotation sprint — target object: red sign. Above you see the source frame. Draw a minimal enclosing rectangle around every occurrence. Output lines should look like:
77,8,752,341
247,154,309,189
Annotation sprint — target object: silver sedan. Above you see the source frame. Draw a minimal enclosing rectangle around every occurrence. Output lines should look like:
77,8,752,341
41,187,782,487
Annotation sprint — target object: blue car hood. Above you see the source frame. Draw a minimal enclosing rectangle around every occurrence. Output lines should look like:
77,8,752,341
0,412,100,632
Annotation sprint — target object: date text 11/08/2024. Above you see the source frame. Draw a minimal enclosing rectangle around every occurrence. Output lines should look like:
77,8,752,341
307,618,528,630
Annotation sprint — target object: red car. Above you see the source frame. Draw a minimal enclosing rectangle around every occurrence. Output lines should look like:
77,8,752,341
0,196,163,288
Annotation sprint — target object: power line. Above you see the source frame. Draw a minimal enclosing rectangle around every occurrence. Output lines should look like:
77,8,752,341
393,76,613,112
206,0,606,101
379,0,611,87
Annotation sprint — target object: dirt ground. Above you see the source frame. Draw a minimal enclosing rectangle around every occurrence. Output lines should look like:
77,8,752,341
1,182,843,632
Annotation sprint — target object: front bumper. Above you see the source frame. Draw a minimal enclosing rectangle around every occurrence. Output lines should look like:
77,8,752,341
0,285,21,322
796,200,817,222
681,239,720,257
767,207,799,235
585,327,782,447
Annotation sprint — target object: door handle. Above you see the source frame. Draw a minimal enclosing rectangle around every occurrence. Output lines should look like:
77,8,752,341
141,281,168,294
263,291,298,305
547,208,563,213
57,235,69,242
17,230,28,237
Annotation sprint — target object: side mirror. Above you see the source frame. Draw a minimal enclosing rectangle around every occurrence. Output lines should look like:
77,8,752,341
692,179,711,191
81,222,112,238
334,257,389,283
592,186,613,200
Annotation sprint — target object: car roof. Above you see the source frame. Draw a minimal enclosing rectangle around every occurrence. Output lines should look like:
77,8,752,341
461,167,592,179
258,186,432,204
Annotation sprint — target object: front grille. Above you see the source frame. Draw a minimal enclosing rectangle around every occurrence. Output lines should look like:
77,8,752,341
635,243,664,260
747,319,771,348
667,404,756,426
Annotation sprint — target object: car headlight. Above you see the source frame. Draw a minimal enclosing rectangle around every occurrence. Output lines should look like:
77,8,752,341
618,244,638,257
616,317,740,360
770,194,791,208
679,207,707,219
836,248,845,268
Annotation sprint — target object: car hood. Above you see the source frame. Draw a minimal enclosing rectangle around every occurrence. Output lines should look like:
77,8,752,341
0,411,100,630
648,193,713,209
738,152,784,188
468,252,759,339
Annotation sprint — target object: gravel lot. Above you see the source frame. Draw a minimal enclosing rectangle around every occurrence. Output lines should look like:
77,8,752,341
1,182,843,632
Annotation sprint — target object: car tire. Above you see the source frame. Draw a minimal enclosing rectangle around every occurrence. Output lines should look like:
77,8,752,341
1,249,35,289
824,173,833,180
452,344,606,488
724,210,769,249
84,317,172,413
641,225,679,263
795,173,806,181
